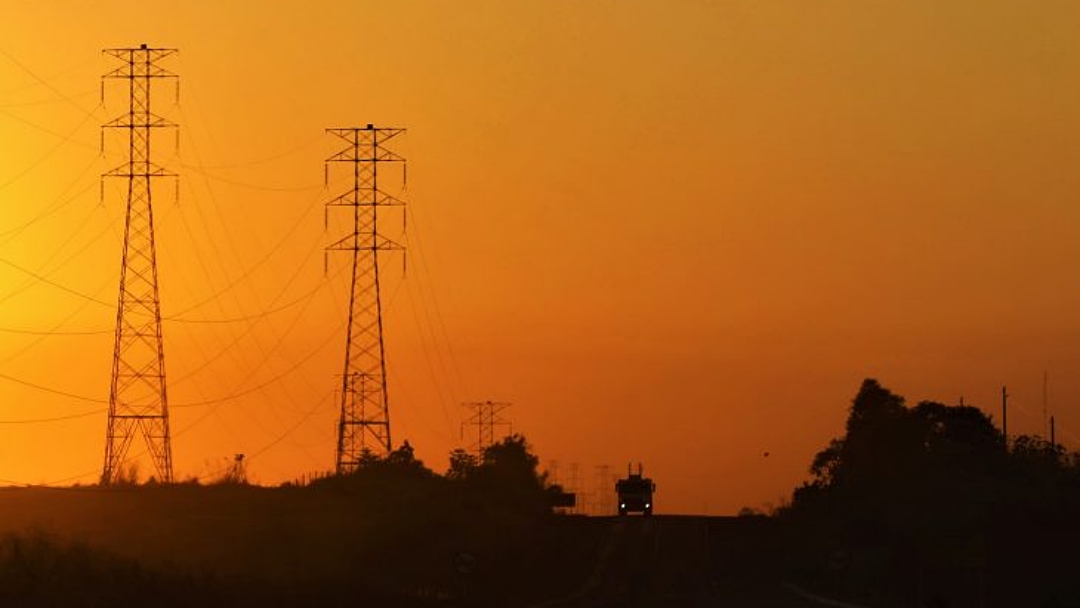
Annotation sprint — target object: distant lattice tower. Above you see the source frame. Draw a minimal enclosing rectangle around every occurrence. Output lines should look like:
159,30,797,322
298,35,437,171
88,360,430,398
461,401,512,459
326,125,406,473
567,462,582,515
594,464,614,516
100,44,178,484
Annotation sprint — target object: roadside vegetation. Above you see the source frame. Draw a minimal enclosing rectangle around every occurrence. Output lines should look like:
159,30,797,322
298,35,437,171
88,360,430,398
780,378,1080,608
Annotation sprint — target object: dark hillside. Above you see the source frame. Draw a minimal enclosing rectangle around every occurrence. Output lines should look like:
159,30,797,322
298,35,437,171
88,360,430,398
0,436,605,606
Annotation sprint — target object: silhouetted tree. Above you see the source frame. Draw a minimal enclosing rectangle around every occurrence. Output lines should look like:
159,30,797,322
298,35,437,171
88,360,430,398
1009,434,1064,473
803,379,926,532
461,434,552,512
333,441,435,483
910,401,1002,471
804,382,1003,515
789,378,1080,607
446,448,478,481
357,448,381,469
385,440,431,476
479,435,543,488
809,438,844,488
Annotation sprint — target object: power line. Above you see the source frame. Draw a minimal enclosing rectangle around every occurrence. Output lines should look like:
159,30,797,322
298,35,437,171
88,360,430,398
0,46,102,120
0,370,108,403
165,177,327,319
0,255,112,306
0,155,100,241
181,162,325,192
0,107,99,191
0,408,104,424
169,286,343,404
0,88,96,108
0,308,343,413
176,132,322,169
0,325,109,336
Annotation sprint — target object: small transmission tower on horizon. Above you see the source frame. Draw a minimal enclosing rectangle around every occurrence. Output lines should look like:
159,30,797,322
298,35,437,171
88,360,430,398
461,401,513,458
327,125,406,474
100,44,178,484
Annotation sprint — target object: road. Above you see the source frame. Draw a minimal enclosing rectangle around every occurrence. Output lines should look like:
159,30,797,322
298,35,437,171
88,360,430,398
532,516,837,608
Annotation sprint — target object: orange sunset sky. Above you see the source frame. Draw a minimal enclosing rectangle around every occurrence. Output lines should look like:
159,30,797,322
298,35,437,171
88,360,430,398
0,0,1078,514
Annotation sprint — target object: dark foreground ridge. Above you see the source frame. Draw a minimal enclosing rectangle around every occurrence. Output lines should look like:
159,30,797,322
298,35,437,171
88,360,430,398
0,494,820,608
1,380,1078,607
0,477,601,607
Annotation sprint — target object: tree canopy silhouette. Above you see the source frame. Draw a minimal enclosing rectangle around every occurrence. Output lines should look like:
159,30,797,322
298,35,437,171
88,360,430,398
445,435,556,513
787,378,1080,607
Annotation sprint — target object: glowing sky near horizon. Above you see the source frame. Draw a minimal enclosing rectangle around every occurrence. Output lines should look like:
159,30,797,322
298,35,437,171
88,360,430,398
0,0,1078,513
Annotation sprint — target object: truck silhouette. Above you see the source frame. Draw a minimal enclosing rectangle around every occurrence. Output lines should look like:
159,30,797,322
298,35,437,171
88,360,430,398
616,463,655,516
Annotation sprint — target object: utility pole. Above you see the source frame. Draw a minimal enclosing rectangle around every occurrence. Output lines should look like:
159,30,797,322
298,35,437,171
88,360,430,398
100,44,177,485
461,401,512,459
1043,371,1049,440
1001,386,1008,453
327,125,406,474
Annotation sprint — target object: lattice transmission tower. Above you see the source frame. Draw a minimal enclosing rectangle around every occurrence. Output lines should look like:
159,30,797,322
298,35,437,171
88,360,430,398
461,401,512,458
100,44,177,484
593,464,615,516
326,125,406,473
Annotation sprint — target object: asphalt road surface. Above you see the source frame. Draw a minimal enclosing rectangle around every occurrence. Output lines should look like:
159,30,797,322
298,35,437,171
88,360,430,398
532,516,838,608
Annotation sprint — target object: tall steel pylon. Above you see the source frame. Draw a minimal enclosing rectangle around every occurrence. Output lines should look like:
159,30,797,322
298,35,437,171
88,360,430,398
100,44,177,484
326,125,405,473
